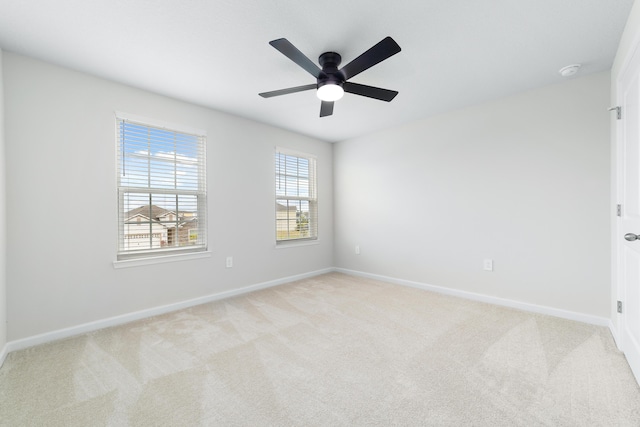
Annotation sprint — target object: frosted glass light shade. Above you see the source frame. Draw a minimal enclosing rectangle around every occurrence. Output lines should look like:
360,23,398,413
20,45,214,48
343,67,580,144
317,84,344,102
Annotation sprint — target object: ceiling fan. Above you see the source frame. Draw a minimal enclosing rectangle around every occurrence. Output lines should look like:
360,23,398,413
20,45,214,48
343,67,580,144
259,37,401,117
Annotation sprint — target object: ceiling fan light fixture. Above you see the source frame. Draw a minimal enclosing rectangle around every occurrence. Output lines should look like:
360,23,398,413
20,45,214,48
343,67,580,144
317,83,344,102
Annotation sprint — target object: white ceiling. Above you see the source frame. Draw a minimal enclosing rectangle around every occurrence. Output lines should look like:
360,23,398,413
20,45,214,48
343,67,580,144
0,0,634,142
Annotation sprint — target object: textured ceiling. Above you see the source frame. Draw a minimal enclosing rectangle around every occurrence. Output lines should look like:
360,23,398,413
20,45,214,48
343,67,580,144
0,0,634,142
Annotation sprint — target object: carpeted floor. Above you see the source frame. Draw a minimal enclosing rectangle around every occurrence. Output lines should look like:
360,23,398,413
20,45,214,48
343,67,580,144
1,272,640,426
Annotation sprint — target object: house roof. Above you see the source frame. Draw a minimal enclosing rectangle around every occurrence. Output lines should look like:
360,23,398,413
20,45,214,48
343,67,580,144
276,203,297,212
125,205,172,221
125,205,196,225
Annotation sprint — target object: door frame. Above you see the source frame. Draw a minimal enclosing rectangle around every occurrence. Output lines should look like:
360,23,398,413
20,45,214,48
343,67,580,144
613,26,640,363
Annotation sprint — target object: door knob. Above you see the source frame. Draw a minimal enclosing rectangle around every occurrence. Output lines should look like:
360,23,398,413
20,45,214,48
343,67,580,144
624,233,639,241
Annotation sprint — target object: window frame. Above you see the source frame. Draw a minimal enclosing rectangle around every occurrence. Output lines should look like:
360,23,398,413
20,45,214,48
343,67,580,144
115,112,207,262
275,147,318,244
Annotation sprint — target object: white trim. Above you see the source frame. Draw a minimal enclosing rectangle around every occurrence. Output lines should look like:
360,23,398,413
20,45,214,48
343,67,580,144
335,268,610,327
275,146,317,160
615,16,640,81
4,268,334,354
610,320,622,350
612,17,640,359
274,239,320,249
113,250,212,269
115,111,207,137
0,343,8,368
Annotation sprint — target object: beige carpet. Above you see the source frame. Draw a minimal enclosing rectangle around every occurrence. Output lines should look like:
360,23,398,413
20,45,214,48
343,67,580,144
1,272,640,426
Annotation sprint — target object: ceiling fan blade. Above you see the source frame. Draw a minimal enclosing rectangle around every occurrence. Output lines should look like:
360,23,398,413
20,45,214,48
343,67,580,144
320,101,334,117
343,82,398,102
259,84,316,98
269,38,324,79
339,37,401,81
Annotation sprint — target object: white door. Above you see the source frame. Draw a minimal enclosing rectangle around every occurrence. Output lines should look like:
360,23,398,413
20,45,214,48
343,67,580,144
619,40,640,384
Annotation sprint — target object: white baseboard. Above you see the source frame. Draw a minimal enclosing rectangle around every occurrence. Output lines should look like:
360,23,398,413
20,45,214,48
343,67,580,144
3,266,613,359
335,268,611,327
5,267,334,355
0,342,8,368
609,319,622,350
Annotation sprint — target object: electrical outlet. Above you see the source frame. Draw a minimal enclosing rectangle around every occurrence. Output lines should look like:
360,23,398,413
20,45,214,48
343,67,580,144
226,256,233,268
355,245,360,255
483,259,493,271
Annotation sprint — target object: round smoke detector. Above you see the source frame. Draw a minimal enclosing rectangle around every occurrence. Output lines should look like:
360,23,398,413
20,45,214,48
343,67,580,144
559,64,581,77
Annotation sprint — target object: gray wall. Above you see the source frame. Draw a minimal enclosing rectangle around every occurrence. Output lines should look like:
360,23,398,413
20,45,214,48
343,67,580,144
334,72,611,317
3,52,333,341
1,49,615,343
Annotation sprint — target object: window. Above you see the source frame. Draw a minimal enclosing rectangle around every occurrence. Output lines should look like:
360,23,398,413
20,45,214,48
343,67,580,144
275,148,317,243
116,115,207,260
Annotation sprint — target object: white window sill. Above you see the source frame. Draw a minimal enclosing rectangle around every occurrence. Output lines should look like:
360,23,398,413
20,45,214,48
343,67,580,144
274,239,320,249
113,251,212,269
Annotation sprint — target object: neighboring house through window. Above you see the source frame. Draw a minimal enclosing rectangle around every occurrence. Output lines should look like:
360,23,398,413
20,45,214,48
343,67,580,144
116,114,207,260
275,148,317,243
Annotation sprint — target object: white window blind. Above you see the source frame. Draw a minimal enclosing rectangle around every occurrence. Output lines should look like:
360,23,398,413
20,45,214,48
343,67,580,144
275,148,317,242
116,116,207,260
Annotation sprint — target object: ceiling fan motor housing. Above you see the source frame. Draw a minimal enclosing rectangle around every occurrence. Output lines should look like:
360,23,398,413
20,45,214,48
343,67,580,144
318,52,345,88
